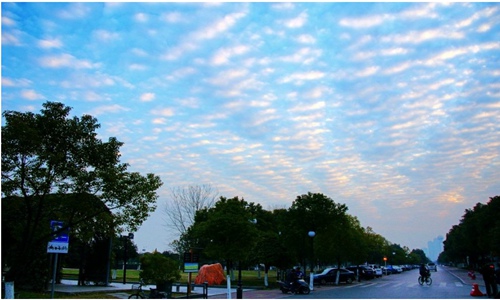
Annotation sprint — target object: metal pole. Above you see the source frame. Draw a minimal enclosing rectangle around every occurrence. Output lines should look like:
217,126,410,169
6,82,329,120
105,236,113,286
236,261,242,299
123,237,127,284
51,253,58,298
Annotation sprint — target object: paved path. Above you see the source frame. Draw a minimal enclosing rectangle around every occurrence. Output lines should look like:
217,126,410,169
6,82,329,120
49,267,487,299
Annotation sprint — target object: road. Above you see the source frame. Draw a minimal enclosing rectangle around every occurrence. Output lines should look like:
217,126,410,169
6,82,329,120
283,268,472,299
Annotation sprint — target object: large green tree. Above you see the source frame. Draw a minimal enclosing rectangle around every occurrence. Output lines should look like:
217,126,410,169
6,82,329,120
442,196,500,267
189,196,259,278
286,192,349,271
1,102,163,289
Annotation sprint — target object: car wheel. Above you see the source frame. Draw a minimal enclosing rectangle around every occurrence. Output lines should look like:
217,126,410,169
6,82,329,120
346,278,353,284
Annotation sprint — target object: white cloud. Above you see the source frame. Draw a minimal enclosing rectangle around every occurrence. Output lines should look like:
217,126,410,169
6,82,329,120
152,107,175,117
57,3,91,19
2,32,22,45
355,66,379,77
38,38,62,49
280,71,325,84
161,12,184,23
296,34,316,44
2,16,16,26
284,12,308,28
39,53,100,69
2,77,31,87
129,64,147,71
140,93,156,102
93,30,120,41
163,11,247,60
134,13,148,23
211,45,250,65
21,89,45,100
88,104,129,116
340,14,392,29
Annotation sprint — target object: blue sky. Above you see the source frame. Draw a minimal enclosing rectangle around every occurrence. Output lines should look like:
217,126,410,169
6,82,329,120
2,2,499,253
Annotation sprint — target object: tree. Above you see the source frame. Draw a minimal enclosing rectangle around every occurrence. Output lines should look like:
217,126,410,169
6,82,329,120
189,196,259,277
140,251,181,290
165,184,218,254
441,196,500,267
1,102,163,290
287,192,349,271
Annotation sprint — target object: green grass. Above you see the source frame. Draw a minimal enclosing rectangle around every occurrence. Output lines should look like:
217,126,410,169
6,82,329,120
62,268,279,287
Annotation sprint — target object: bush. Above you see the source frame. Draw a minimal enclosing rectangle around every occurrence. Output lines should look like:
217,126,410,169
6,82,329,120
139,252,181,287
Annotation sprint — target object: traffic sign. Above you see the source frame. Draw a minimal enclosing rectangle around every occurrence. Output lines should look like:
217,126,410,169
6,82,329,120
48,221,69,253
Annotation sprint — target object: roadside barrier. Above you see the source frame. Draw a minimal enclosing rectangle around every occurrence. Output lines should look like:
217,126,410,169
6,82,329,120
470,283,484,296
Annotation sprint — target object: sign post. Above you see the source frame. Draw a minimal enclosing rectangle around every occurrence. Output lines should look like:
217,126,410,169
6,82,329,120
184,250,199,297
47,221,69,298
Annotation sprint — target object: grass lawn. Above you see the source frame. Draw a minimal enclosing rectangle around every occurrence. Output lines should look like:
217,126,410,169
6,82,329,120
62,268,279,287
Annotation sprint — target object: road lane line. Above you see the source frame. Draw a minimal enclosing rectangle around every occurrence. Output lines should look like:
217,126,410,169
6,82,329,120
439,282,446,287
360,283,377,288
455,282,463,287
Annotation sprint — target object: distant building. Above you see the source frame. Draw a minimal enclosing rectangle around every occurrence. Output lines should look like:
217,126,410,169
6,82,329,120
424,236,444,262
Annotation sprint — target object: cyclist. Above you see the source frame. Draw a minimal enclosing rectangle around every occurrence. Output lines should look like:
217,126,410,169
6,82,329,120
419,263,430,282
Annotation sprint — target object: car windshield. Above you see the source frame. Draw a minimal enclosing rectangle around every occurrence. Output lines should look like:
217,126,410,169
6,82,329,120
319,268,334,275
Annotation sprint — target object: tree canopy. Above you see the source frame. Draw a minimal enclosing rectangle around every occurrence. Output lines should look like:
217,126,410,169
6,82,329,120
1,102,163,289
440,196,500,267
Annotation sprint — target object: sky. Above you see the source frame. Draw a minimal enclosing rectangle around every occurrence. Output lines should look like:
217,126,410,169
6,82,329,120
2,2,500,255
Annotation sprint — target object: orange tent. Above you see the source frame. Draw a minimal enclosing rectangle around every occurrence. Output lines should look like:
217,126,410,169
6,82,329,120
194,263,226,285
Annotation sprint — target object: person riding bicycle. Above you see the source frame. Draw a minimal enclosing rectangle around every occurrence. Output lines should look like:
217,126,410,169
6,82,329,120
419,263,430,281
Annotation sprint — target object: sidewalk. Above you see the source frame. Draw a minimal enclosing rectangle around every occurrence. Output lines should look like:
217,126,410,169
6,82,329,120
51,280,254,298
441,265,485,287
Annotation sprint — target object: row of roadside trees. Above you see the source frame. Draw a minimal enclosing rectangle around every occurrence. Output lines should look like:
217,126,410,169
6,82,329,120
438,196,500,268
168,191,430,286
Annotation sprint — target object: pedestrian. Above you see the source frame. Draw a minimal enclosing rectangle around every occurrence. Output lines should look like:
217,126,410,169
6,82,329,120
479,262,498,298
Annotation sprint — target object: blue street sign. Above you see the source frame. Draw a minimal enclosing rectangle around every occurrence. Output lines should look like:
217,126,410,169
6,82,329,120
50,220,69,243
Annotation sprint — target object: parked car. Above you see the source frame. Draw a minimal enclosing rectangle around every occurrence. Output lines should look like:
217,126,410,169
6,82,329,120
346,266,375,280
400,265,411,271
383,265,400,274
369,264,383,277
313,268,355,284
392,265,403,273
427,262,437,272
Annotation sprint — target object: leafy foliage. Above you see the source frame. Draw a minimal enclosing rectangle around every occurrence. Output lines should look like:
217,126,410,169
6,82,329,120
441,196,500,267
1,102,162,290
139,252,181,285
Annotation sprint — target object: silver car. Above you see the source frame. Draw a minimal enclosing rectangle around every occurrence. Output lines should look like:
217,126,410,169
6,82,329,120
427,262,437,272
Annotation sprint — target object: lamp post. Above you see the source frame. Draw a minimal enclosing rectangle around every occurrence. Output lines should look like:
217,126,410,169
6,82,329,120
383,257,387,275
122,233,134,284
308,231,316,290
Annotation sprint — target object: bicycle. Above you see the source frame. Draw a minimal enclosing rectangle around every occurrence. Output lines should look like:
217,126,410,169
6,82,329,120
129,281,166,299
418,275,432,286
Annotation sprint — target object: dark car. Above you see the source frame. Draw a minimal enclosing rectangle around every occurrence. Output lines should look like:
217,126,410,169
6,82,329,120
347,266,375,280
313,268,355,284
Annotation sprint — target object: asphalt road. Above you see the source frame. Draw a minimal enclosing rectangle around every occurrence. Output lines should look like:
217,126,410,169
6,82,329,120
281,268,472,299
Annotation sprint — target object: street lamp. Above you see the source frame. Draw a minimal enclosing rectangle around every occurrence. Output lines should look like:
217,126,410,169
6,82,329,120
122,233,134,284
308,231,316,290
237,218,258,299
